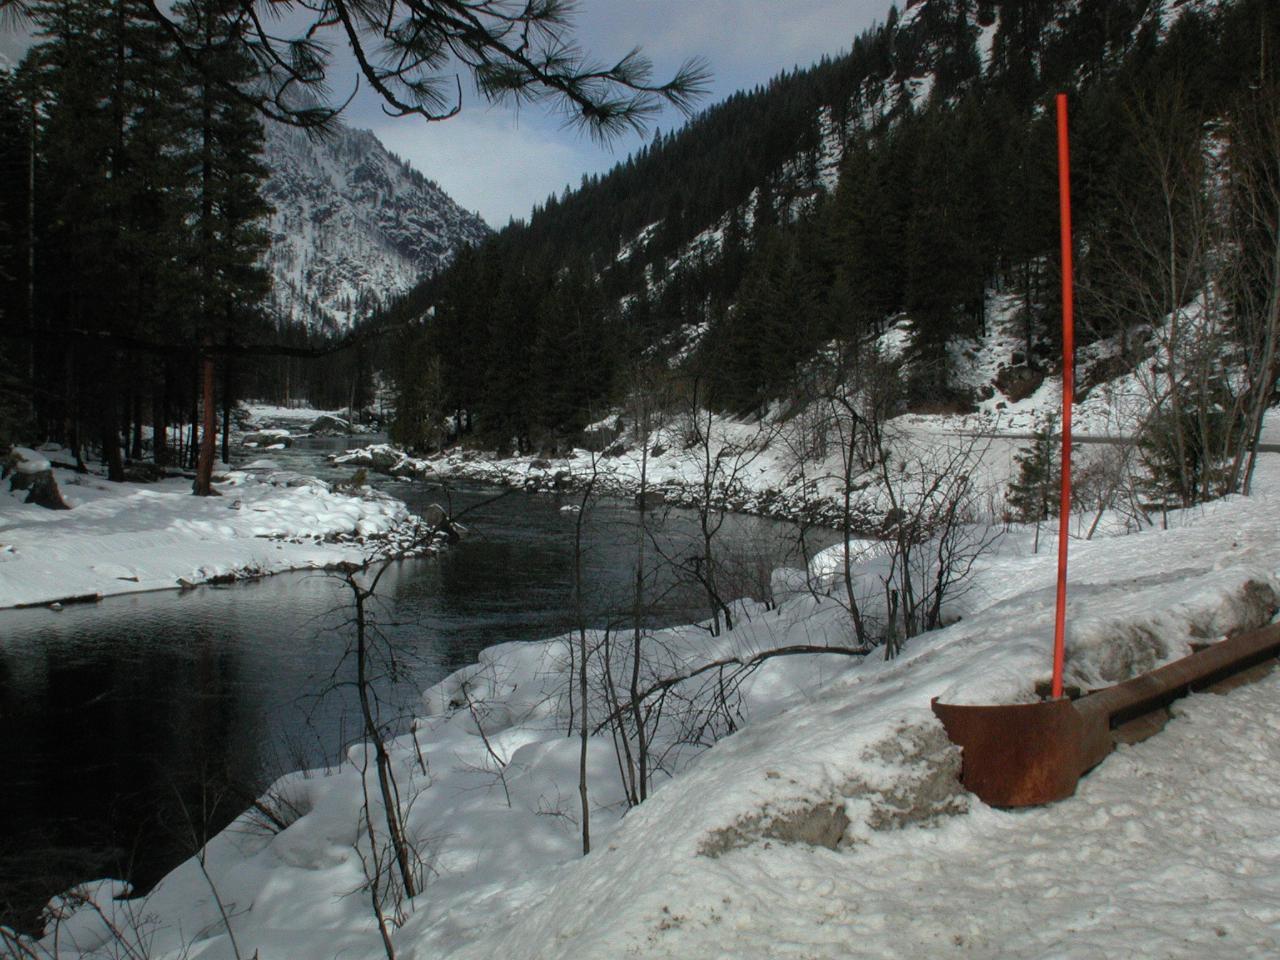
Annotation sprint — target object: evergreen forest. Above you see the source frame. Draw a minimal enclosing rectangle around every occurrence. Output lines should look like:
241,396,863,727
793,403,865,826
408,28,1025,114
0,0,289,479
383,0,1280,461
1,0,1278,490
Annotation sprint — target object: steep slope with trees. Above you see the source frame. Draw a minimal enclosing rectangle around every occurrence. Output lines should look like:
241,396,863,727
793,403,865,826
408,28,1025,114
260,121,490,333
0,0,706,468
387,0,1279,505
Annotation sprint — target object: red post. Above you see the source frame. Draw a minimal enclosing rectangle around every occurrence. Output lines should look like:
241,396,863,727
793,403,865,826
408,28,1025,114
1052,93,1074,700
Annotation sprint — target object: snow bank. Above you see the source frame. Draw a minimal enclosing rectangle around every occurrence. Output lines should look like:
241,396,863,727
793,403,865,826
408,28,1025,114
333,443,435,478
0,467,434,610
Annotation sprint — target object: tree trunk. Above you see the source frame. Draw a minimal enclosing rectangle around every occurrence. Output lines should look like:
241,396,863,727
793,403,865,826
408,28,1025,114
101,396,124,483
631,449,650,803
193,349,218,496
153,374,168,466
840,432,869,646
188,380,199,470
121,391,131,460
352,584,418,900
221,357,233,466
130,391,143,461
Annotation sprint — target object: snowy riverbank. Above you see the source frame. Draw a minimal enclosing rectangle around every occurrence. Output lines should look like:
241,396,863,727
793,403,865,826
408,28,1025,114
0,460,433,610
332,305,1166,530
14,444,1280,958
331,409,1077,534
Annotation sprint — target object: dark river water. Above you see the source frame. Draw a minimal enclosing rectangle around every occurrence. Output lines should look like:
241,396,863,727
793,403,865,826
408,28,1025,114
0,436,830,934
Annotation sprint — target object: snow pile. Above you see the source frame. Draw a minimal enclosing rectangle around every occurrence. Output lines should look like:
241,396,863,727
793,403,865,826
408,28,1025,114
6,446,52,475
0,467,434,609
16,448,1280,958
455,662,1280,960
333,443,436,477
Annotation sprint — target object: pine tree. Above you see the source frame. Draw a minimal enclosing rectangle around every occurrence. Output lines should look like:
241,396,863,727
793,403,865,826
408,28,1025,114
175,0,272,495
1007,418,1060,524
27,0,187,479
828,132,910,339
531,264,613,442
0,68,35,441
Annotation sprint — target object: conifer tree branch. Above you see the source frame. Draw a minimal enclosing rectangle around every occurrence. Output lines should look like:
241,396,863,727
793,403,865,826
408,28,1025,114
0,0,709,133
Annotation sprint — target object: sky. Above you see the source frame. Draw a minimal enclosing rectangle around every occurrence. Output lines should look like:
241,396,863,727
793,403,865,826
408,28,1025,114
0,1,892,227
345,1,891,226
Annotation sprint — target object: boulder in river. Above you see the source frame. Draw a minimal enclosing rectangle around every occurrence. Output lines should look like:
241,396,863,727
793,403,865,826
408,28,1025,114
424,502,464,543
243,429,293,448
333,444,431,478
309,414,352,436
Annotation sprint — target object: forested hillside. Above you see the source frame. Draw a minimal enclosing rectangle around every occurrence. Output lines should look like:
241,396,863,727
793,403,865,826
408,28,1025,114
386,0,1279,457
261,121,488,332
0,0,488,475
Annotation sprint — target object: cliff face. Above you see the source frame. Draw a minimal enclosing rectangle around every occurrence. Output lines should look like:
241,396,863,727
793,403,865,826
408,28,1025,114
260,121,489,332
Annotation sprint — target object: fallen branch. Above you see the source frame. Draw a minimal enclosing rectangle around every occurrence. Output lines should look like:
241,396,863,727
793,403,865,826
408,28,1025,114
593,643,872,736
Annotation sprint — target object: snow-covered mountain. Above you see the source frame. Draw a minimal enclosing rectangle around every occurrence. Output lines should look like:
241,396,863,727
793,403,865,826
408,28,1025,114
260,121,489,332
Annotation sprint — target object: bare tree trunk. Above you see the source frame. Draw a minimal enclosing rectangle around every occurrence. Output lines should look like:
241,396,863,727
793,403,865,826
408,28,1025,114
836,403,869,645
631,476,650,803
193,348,218,496
599,629,638,806
573,454,599,855
221,357,233,466
352,580,417,898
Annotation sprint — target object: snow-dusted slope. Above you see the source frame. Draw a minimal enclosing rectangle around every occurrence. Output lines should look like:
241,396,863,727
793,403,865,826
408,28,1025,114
260,122,489,331
23,446,1280,959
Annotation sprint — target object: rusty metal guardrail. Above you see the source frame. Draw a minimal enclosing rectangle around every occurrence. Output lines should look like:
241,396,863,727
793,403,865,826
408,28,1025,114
931,622,1280,807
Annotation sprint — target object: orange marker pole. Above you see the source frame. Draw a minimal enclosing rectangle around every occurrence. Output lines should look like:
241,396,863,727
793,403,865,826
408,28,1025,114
1052,93,1074,700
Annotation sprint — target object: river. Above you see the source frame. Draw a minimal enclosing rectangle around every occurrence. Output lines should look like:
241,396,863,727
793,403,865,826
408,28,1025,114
0,436,833,934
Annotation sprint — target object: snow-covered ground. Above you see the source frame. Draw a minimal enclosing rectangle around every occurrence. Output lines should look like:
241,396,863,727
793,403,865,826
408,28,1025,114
10,308,1280,958
14,430,1280,957
0,461,429,610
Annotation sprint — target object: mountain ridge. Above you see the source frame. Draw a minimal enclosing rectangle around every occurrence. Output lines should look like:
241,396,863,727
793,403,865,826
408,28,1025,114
260,120,490,333
381,0,1276,452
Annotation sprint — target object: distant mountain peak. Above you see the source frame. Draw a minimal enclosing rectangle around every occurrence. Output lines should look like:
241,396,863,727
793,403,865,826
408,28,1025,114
260,120,489,332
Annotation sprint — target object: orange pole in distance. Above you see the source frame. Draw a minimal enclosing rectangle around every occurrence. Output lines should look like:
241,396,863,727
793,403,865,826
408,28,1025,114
1052,93,1074,700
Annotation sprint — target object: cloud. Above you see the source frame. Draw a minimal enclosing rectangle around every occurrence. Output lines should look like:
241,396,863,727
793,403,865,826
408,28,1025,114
573,0,886,94
347,0,893,224
369,108,602,228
